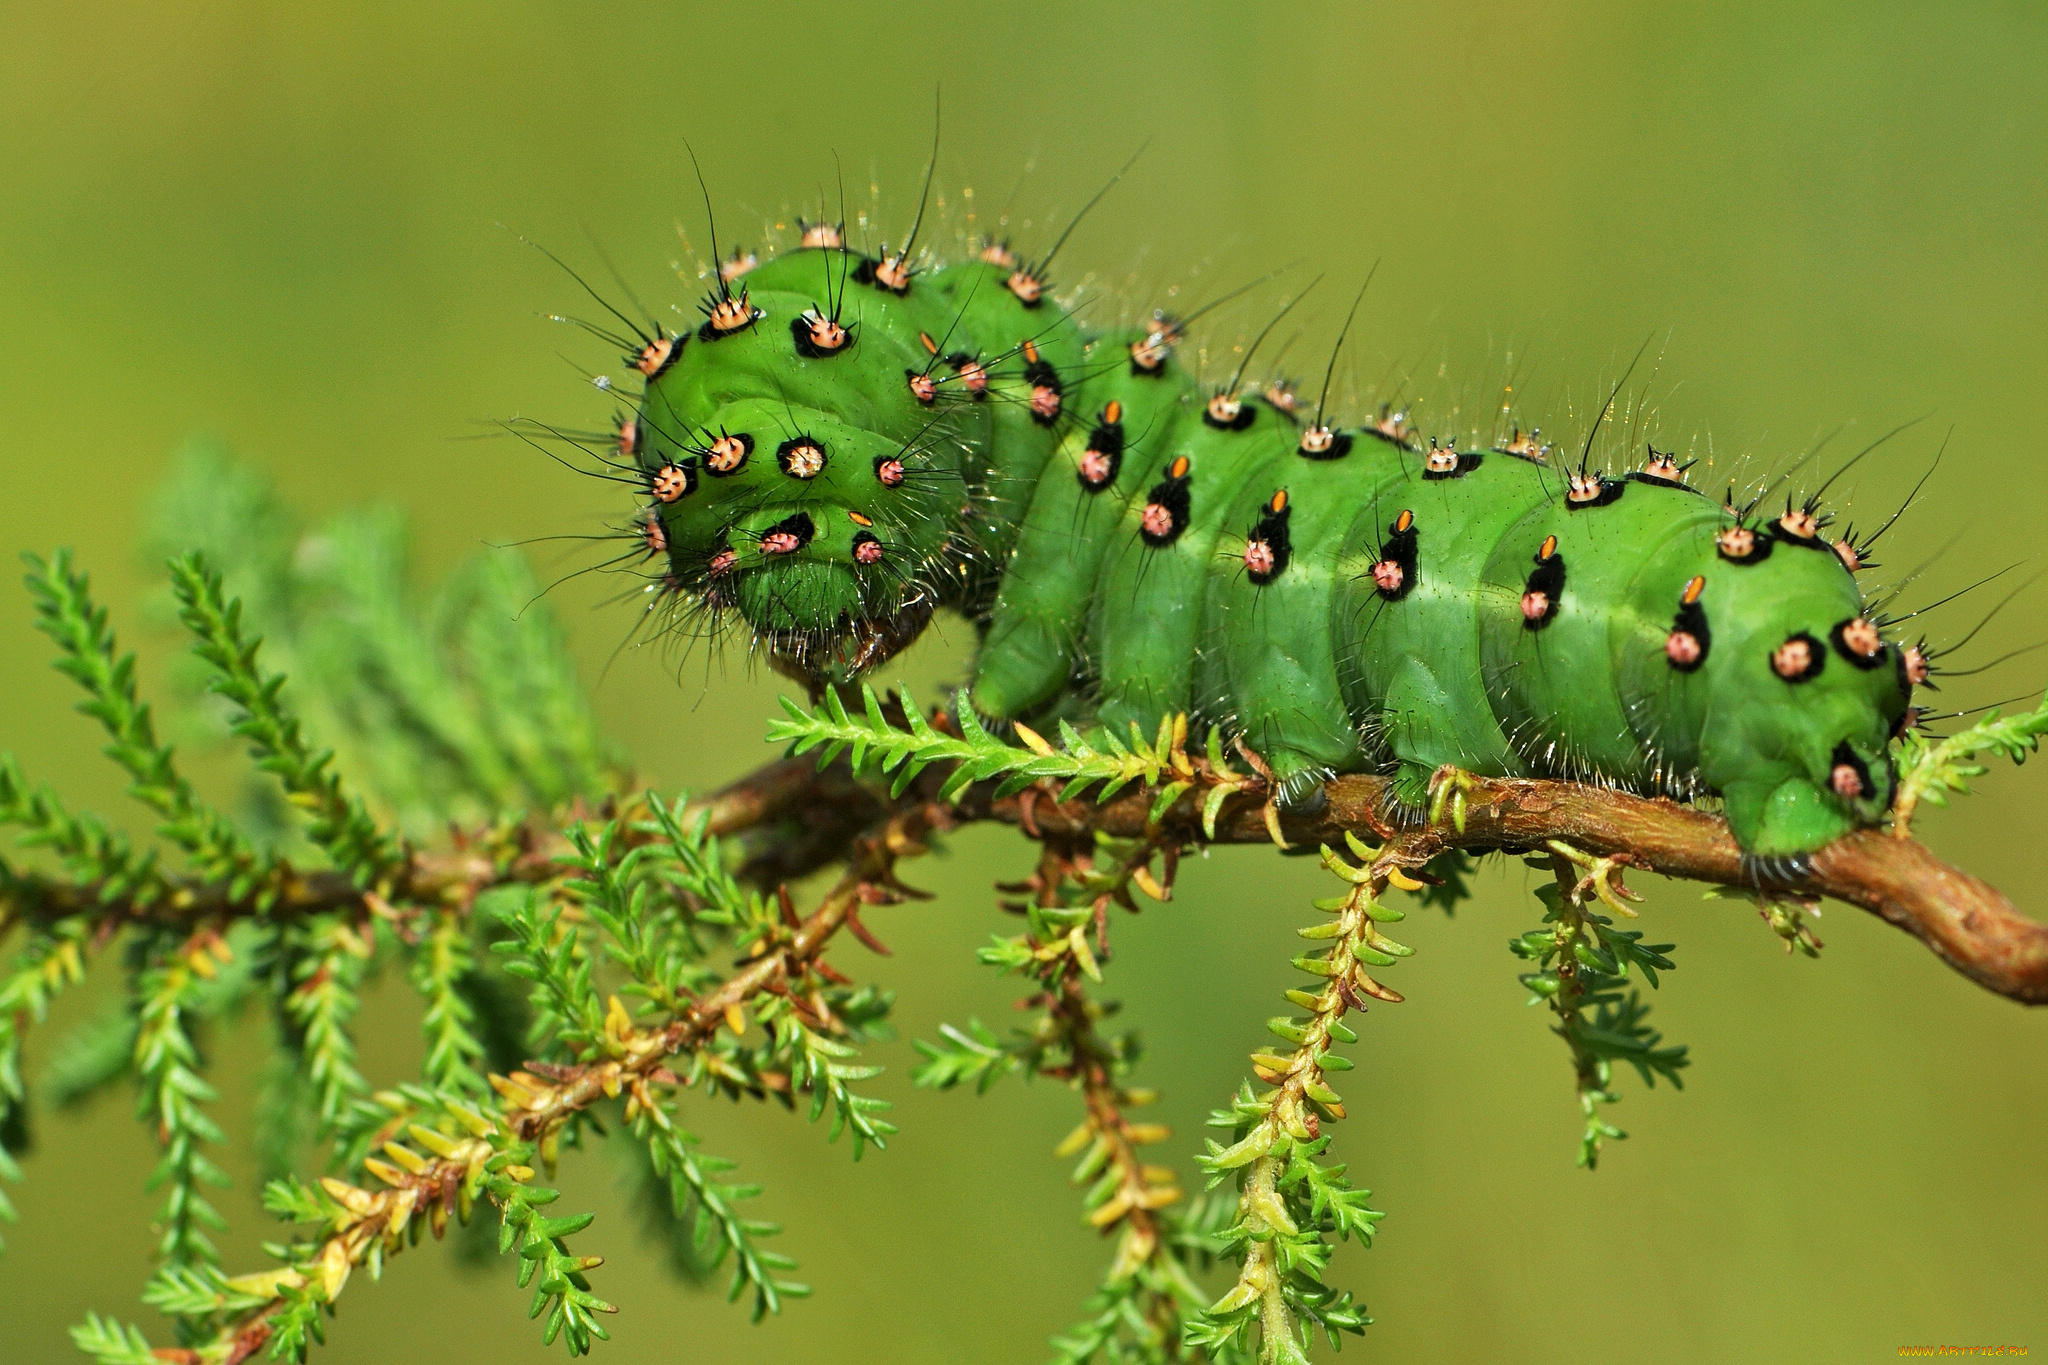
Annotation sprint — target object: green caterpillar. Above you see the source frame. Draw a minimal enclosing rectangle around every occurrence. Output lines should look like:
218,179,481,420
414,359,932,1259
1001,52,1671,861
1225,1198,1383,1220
563,183,1922,872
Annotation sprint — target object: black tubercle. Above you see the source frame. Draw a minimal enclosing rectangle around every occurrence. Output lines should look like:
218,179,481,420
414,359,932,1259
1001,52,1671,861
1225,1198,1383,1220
1245,501,1292,586
1025,357,1064,428
695,317,756,343
1831,740,1874,799
761,511,815,550
1140,466,1192,548
1373,512,1418,601
1361,418,1416,451
851,256,912,296
1668,598,1711,672
636,337,681,380
1523,545,1565,629
1296,430,1355,462
1777,630,1827,682
649,458,699,503
790,313,855,359
1716,527,1774,565
1564,475,1626,510
694,285,764,342
943,352,989,402
1077,414,1125,493
775,437,828,479
1203,402,1257,432
1626,469,1701,493
1771,517,1831,549
1831,620,1892,671
1423,452,1485,481
703,432,754,478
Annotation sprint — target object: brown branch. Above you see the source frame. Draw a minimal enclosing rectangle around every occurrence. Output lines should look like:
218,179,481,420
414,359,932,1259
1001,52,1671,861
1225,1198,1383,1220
956,768,2048,1006
5,754,868,937
15,738,2044,1005
1027,837,1181,1268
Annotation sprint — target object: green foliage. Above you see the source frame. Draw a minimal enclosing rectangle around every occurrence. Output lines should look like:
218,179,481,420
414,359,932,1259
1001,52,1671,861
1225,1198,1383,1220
918,827,1215,1362
547,798,900,1156
1051,1234,1246,1365
132,944,232,1270
414,906,490,1095
141,1261,274,1318
42,997,137,1112
252,1027,315,1182
0,913,90,1249
773,1006,898,1158
170,551,408,889
911,1018,1022,1094
770,683,1197,816
26,550,276,900
1510,868,1688,1167
280,914,374,1132
0,457,640,1359
562,816,701,1019
628,1102,805,1320
1188,838,1400,1364
489,1144,616,1355
144,444,619,832
1893,691,2048,834
69,1315,163,1365
1707,884,1826,957
496,886,605,1060
0,758,166,907
481,792,901,1319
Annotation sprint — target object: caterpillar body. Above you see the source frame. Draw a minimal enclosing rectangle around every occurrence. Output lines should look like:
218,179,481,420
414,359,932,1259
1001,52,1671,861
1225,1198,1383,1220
598,220,1912,868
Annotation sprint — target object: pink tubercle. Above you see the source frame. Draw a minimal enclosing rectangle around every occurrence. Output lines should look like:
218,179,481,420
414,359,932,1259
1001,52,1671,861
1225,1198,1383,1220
1831,763,1865,799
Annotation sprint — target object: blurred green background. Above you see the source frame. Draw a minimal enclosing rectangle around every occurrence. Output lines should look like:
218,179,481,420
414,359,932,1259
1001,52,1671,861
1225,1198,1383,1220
3,1,2044,1361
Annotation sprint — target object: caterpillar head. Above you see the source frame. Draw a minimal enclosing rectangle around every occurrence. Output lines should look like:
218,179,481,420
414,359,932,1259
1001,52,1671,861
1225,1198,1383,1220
619,248,1021,682
645,400,955,677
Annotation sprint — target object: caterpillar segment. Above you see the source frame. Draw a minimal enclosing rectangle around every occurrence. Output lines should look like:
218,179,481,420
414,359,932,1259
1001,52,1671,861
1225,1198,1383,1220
627,241,1911,862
